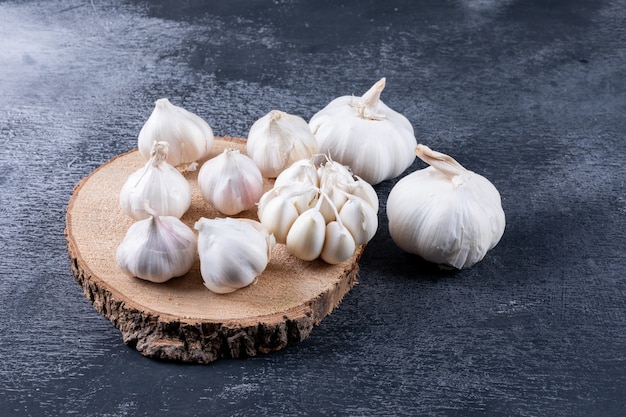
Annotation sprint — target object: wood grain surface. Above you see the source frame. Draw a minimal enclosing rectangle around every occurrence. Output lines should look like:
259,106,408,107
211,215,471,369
65,137,362,363
1,0,625,416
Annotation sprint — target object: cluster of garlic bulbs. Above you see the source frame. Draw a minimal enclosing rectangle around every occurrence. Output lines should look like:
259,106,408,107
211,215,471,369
257,155,379,264
306,78,505,269
116,99,274,291
114,75,506,295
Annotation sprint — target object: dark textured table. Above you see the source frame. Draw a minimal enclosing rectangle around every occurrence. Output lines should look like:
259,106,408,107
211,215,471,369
1,1,625,416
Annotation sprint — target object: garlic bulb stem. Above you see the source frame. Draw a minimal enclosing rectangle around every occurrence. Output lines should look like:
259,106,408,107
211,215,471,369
415,144,469,181
150,141,168,165
357,77,386,120
144,202,159,218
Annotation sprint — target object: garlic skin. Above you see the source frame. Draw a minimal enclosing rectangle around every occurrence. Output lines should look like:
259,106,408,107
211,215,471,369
138,98,214,171
258,155,379,264
386,144,505,269
194,217,275,294
119,141,192,220
116,208,197,283
247,110,318,178
309,78,417,185
197,148,264,216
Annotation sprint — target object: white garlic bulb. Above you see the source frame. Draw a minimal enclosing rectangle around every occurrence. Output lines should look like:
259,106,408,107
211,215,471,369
194,217,275,294
138,98,214,171
309,78,417,185
386,144,506,269
197,148,264,216
258,155,378,264
116,207,197,283
119,141,192,220
247,110,318,178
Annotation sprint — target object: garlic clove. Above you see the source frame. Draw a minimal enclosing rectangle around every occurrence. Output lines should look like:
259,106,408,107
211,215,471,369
337,175,379,213
286,207,326,261
309,78,417,185
116,208,197,283
258,193,300,244
119,141,192,220
289,185,319,214
194,217,273,294
320,221,357,264
137,98,214,171
273,158,319,189
338,194,379,246
317,184,345,223
318,158,354,187
247,110,318,178
197,148,264,216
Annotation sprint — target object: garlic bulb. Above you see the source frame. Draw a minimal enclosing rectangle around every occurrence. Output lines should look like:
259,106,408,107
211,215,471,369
386,144,506,269
309,78,417,185
119,141,192,220
194,217,275,294
116,206,197,283
247,110,318,178
197,148,264,215
258,155,378,264
138,98,214,171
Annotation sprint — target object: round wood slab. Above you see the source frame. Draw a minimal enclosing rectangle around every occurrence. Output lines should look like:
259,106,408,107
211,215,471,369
65,136,363,363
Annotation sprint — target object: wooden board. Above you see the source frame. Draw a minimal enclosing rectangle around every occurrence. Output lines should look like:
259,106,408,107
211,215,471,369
65,136,363,363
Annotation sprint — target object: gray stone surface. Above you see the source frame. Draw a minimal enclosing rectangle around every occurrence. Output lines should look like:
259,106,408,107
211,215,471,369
1,0,625,416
